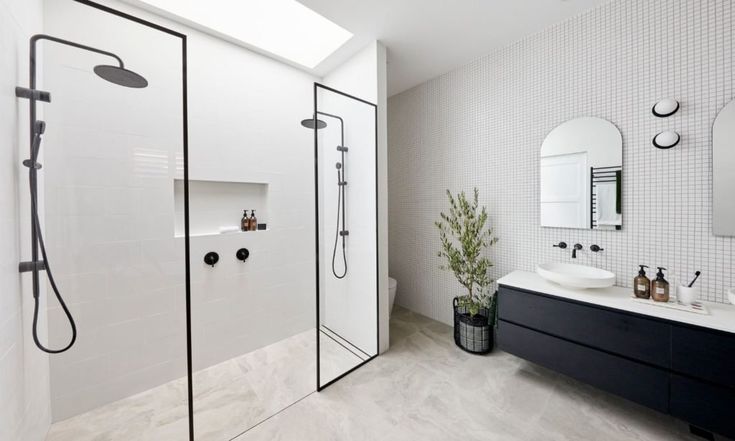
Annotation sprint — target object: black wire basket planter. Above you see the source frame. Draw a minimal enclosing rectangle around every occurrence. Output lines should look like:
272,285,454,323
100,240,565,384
453,294,497,354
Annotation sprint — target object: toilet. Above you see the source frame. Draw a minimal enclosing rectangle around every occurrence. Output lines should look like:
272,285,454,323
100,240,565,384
388,277,398,316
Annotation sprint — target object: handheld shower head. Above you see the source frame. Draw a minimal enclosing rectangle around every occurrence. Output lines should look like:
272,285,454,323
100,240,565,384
94,65,148,88
34,121,46,135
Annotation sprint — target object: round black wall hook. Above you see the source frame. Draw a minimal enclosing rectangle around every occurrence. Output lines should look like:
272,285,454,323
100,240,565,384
204,252,219,267
236,248,250,262
652,131,680,149
652,98,680,118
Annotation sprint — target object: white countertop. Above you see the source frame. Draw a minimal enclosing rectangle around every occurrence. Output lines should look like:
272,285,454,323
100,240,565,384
498,270,735,334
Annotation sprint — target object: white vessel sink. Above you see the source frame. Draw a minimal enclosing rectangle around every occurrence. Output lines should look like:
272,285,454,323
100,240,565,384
536,263,615,289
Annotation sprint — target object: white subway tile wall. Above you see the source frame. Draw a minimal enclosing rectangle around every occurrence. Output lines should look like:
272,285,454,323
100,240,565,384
0,0,52,439
41,0,317,421
388,0,734,325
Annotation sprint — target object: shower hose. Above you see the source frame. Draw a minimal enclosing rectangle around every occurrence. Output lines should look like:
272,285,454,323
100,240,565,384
332,164,347,279
27,126,77,353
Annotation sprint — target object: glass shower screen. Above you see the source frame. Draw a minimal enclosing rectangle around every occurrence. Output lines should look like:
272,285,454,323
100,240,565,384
314,83,379,389
38,1,189,440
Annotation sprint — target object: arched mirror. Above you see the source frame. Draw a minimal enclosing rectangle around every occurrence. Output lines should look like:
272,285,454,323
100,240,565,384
713,99,735,236
540,117,623,230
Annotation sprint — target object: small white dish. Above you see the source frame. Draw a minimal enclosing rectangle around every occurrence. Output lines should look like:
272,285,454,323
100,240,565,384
728,288,735,306
677,285,699,306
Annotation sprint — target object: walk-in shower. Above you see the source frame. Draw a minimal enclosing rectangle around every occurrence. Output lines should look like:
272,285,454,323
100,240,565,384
16,34,148,354
302,112,349,279
12,2,378,440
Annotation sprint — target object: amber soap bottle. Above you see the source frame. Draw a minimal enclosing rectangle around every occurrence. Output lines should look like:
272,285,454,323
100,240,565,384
651,267,670,302
249,209,257,231
241,210,249,232
633,265,651,299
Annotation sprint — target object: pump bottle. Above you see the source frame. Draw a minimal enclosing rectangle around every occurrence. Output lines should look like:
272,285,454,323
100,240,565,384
651,267,670,302
634,265,651,299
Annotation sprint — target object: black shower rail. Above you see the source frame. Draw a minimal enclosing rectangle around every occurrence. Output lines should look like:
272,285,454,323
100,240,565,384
16,34,148,353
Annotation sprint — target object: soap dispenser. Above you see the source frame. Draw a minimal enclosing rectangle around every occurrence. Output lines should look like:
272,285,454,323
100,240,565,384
651,267,670,302
634,265,651,299
241,210,249,232
249,209,257,231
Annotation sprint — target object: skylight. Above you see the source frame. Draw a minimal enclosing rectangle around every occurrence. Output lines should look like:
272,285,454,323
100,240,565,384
135,0,353,68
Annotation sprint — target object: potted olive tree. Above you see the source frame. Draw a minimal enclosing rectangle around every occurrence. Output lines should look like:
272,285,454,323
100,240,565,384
435,188,498,354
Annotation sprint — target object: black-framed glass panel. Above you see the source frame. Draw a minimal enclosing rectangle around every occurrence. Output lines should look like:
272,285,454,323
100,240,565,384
37,1,190,439
188,39,317,440
314,83,379,389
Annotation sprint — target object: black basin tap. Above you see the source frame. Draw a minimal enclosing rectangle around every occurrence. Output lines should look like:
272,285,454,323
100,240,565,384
572,244,583,259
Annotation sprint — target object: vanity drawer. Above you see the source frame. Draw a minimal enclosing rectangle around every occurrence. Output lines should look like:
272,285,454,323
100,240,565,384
498,320,669,412
671,325,735,389
670,374,735,439
498,287,670,367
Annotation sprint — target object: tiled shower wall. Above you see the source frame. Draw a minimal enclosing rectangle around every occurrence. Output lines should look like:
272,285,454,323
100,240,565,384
42,0,316,421
388,0,734,325
0,0,52,439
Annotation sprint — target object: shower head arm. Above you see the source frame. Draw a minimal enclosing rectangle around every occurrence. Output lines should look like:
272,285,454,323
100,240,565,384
315,111,345,146
29,34,124,90
31,34,124,70
316,111,342,124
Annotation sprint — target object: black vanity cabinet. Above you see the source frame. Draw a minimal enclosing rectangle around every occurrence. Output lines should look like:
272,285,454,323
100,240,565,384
498,285,735,439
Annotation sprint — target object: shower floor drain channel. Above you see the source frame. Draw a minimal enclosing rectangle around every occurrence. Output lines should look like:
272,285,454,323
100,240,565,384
319,325,370,361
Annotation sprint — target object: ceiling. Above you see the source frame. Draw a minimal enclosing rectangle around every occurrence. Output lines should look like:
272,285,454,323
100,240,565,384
299,0,610,96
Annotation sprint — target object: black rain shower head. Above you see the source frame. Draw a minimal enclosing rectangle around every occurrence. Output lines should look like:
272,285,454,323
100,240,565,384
301,118,327,130
94,65,148,88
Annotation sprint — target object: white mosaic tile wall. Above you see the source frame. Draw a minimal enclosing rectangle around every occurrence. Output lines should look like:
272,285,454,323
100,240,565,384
387,0,734,325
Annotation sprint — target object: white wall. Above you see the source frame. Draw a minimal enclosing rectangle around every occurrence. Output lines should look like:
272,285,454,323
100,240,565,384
388,0,735,326
42,0,317,421
323,41,389,354
0,0,52,440
184,23,317,372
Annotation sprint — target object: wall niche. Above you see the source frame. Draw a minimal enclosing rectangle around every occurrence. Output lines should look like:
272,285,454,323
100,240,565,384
174,179,268,237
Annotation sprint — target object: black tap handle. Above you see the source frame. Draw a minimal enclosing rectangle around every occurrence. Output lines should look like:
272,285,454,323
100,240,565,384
236,248,250,262
204,252,219,267
553,242,568,249
590,244,604,252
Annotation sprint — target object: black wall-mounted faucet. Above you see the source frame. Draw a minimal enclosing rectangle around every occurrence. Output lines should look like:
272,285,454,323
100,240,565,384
572,243,583,259
204,252,219,267
236,248,250,262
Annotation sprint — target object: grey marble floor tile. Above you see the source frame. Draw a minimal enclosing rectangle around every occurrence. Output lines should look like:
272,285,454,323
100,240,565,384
45,330,321,441
235,306,707,441
46,306,715,441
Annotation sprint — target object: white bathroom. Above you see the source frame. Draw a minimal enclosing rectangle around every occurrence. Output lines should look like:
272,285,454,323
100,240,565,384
1,1,734,440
